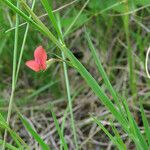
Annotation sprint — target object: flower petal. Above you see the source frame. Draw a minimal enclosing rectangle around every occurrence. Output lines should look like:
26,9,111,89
34,46,47,70
26,60,40,72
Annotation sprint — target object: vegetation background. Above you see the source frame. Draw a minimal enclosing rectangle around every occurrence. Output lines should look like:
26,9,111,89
0,0,150,149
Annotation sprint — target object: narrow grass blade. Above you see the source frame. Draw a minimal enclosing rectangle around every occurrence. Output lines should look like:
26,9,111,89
123,2,137,99
26,81,59,100
0,113,6,123
91,116,123,149
0,139,18,150
0,121,19,149
3,2,20,149
2,0,46,35
5,0,79,33
57,14,78,149
63,0,89,37
15,0,36,84
18,0,61,47
19,0,50,36
61,52,78,149
122,97,148,149
0,117,22,148
40,0,62,38
19,113,50,150
140,102,150,146
60,85,85,150
49,104,68,150
85,30,125,116
0,117,29,149
110,121,126,149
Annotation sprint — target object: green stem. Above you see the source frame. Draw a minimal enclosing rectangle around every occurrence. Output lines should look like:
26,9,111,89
2,2,19,150
0,139,18,150
123,1,137,101
15,0,36,84
57,14,78,149
40,0,78,147
61,51,78,149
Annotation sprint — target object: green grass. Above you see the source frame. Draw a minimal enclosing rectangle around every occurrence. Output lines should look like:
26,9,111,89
49,104,68,150
19,112,50,150
123,1,137,102
91,115,126,150
0,0,150,149
2,1,20,149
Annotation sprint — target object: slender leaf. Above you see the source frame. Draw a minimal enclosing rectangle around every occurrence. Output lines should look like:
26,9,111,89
91,116,123,149
110,121,126,150
122,97,148,150
49,104,68,150
40,0,62,38
19,113,50,150
85,29,126,117
140,102,150,146
0,139,18,150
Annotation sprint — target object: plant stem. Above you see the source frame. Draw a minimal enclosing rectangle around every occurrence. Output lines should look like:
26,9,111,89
15,0,36,84
2,2,19,149
57,15,78,149
62,51,78,149
123,0,137,102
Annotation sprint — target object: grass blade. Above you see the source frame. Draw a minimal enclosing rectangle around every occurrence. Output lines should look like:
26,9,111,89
122,97,148,149
140,102,150,146
49,104,68,150
110,121,126,149
85,30,125,116
19,113,50,150
0,114,29,149
0,139,18,150
63,0,89,37
40,0,62,38
123,2,137,100
15,0,36,84
26,81,59,100
3,2,20,149
91,116,123,149
2,0,46,35
57,15,79,149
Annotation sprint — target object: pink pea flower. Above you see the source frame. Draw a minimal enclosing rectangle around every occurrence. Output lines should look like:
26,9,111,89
26,46,47,72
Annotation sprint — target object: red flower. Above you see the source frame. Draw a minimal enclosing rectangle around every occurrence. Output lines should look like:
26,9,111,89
26,46,47,72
